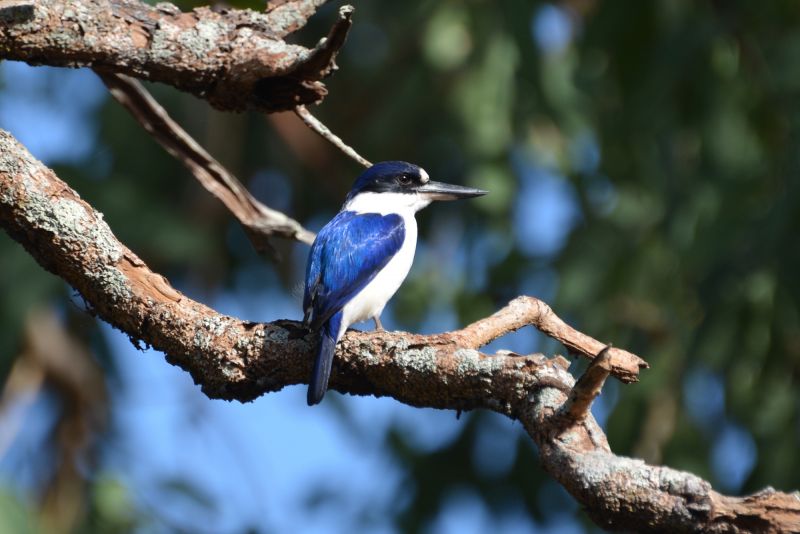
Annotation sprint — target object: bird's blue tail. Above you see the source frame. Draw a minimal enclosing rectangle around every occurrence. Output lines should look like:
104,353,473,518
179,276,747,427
307,311,343,406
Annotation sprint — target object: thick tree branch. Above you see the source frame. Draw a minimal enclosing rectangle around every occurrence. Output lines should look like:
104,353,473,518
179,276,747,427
0,0,353,112
1,129,798,533
97,72,314,248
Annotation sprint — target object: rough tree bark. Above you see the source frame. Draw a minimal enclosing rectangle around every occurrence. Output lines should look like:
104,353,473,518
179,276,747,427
1,0,799,532
0,0,352,112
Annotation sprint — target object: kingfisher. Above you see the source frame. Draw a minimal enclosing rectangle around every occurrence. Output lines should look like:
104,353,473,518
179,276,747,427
303,161,487,405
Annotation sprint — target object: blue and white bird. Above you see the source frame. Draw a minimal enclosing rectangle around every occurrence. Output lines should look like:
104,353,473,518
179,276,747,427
303,161,487,405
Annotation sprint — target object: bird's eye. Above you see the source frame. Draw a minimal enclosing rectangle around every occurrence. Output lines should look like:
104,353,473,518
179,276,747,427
398,175,412,185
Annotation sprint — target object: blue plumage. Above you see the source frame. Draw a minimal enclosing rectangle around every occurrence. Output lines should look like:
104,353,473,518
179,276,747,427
304,211,405,405
304,211,405,329
307,310,343,406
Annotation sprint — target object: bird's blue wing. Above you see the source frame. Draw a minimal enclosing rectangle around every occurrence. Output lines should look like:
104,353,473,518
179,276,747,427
303,211,405,330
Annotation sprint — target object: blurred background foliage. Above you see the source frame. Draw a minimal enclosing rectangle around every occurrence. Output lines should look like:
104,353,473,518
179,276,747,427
0,0,799,532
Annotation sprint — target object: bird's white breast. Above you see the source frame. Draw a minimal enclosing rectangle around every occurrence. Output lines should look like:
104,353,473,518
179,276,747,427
337,197,420,337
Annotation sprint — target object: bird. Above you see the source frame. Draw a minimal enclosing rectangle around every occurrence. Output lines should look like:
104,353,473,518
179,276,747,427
302,161,487,405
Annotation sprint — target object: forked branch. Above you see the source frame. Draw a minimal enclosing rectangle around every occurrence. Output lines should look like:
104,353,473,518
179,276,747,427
456,296,647,382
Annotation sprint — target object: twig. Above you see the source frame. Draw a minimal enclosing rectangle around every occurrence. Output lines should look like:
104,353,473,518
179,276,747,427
559,345,613,422
97,72,315,249
294,105,372,168
455,296,648,383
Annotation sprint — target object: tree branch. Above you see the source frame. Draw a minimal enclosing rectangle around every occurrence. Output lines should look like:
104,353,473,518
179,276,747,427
1,129,797,533
294,105,372,168
96,71,314,248
0,0,353,113
264,0,329,38
455,296,647,383
558,345,612,422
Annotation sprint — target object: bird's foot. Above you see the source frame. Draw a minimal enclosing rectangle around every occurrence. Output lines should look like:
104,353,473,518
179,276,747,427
373,316,384,331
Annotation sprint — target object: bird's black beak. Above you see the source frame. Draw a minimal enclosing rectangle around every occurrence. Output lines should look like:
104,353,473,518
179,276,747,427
416,181,488,201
